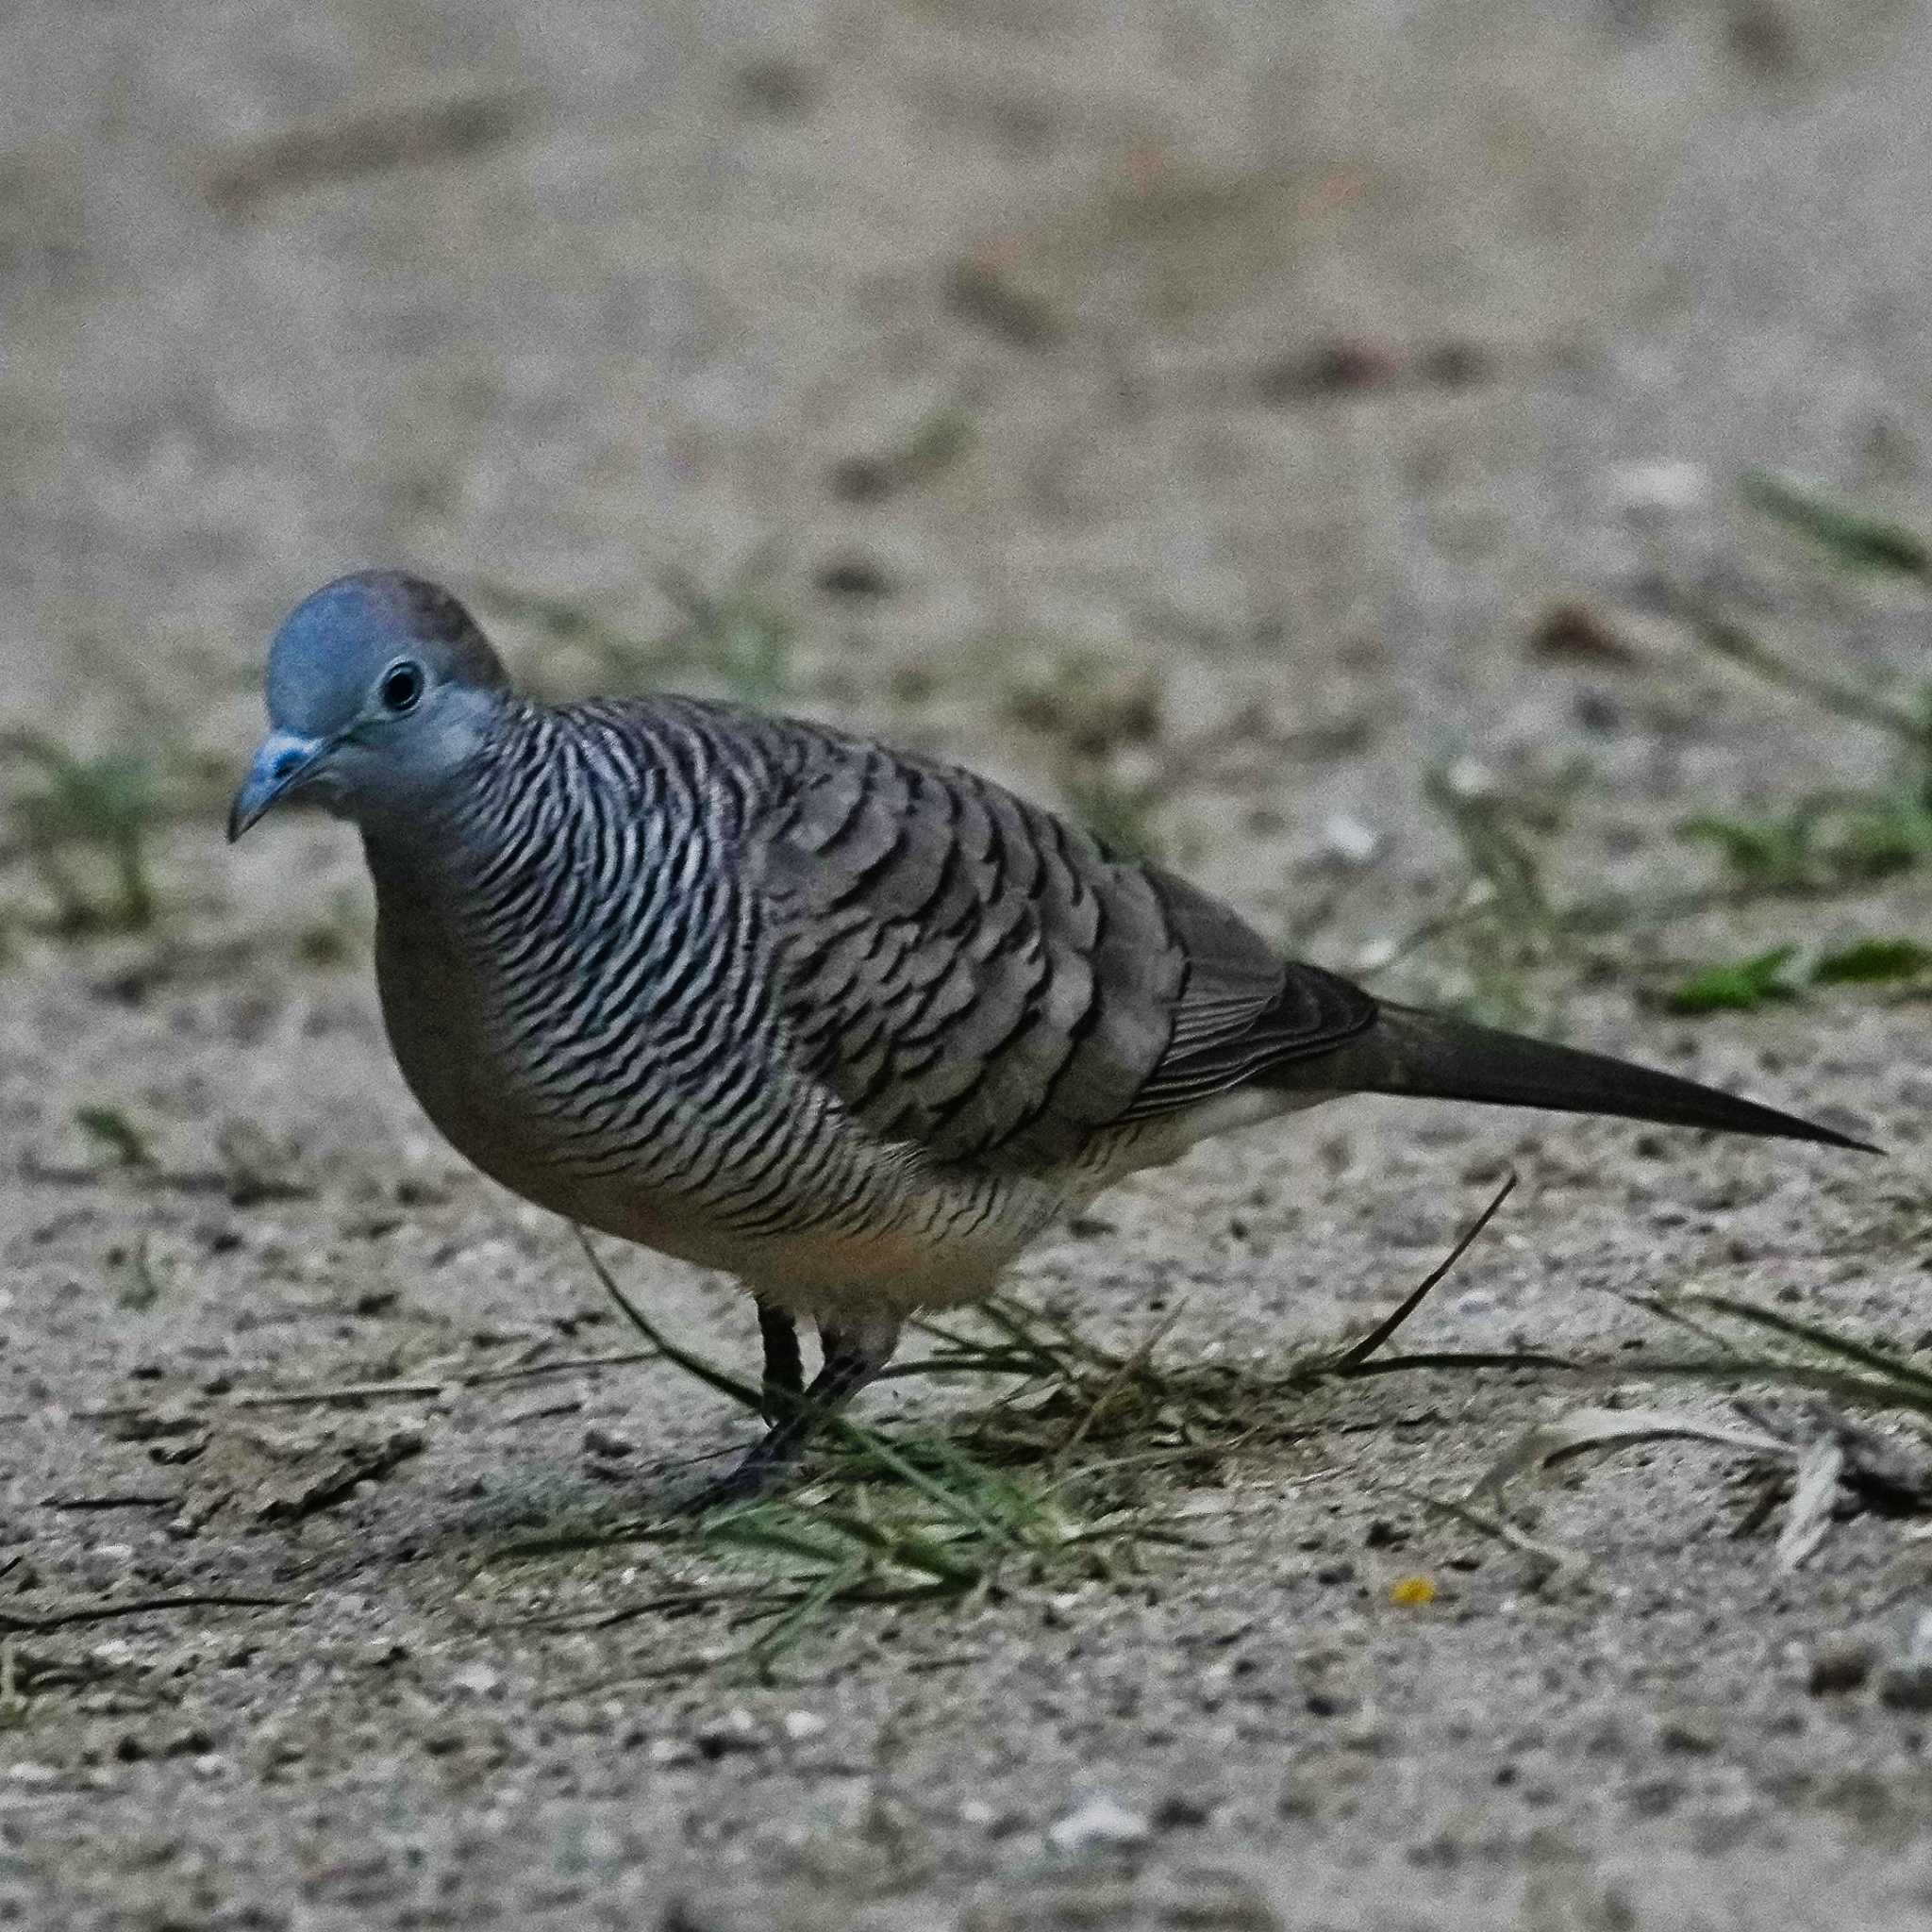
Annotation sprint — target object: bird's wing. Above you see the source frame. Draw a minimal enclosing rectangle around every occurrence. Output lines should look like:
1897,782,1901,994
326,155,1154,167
745,728,1376,1168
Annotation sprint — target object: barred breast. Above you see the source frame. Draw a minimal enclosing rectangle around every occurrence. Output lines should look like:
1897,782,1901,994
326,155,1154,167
360,699,1123,1312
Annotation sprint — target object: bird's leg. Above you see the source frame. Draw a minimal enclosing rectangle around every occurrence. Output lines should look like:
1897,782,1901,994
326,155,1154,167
685,1314,901,1511
756,1298,804,1424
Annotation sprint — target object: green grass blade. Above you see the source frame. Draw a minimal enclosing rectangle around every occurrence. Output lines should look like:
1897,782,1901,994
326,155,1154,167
572,1226,763,1414
1676,1292,1932,1400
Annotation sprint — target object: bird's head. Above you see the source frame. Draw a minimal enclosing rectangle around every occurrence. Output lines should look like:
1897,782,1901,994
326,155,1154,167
228,572,513,841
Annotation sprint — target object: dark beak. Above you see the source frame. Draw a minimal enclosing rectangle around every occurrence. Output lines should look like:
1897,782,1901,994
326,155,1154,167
227,730,331,842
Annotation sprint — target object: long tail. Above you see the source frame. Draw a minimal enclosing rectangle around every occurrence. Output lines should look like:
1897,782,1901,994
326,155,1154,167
1290,1002,1876,1153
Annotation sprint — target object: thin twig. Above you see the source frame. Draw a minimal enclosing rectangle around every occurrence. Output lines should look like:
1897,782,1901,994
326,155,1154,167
573,1226,763,1412
1322,1172,1519,1376
1050,1305,1187,1466
1343,1348,1577,1377
43,1495,179,1512
221,1348,660,1409
540,1585,776,1633
1674,590,1926,746
1680,1291,1932,1401
465,1348,658,1389
1404,1486,1583,1583
0,1593,287,1634
224,1379,447,1408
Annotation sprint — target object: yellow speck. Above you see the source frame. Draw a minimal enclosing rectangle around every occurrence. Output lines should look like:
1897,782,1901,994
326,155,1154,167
1389,1575,1437,1607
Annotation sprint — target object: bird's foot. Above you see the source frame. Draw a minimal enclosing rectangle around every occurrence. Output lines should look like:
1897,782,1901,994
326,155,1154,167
675,1311,903,1517
675,1424,808,1515
756,1299,804,1425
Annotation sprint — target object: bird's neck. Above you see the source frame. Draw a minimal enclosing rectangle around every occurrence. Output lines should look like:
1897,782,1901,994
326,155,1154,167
355,698,541,915
358,696,754,978
357,703,541,950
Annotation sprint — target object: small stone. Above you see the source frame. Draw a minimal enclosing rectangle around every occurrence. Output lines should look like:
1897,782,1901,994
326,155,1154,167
1907,1610,1932,1666
1527,602,1638,665
1878,1663,1932,1711
694,1710,765,1758
448,1660,500,1695
734,55,820,120
1047,1794,1151,1854
780,1710,825,1742
1319,813,1382,867
1807,1637,1876,1695
1657,1711,1721,1753
1607,460,1708,516
583,1424,634,1459
1150,1790,1214,1830
1626,1776,1685,1819
1439,756,1494,800
816,555,892,599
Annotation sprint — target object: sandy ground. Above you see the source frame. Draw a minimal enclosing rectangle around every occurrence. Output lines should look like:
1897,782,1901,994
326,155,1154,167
7,1,1932,1925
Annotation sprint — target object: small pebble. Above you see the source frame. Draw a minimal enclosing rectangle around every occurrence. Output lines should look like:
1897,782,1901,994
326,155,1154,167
1319,813,1382,866
1807,1636,1876,1695
1305,1690,1356,1718
1151,1790,1214,1830
1657,1712,1721,1754
1878,1663,1932,1712
694,1710,765,1757
1607,459,1708,515
1047,1794,1151,1854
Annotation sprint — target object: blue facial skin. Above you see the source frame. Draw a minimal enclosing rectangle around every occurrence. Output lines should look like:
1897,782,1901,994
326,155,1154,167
263,577,408,735
229,571,509,842
228,580,391,841
227,727,334,841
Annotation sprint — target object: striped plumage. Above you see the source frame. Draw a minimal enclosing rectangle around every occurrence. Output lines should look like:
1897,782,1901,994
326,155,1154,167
231,572,1871,1502
365,695,1053,1309
360,690,1328,1315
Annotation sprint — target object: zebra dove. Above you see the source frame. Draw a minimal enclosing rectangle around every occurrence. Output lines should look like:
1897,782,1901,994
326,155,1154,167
229,571,1870,1502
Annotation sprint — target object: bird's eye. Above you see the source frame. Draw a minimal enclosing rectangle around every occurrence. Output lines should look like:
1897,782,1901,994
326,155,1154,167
378,661,425,714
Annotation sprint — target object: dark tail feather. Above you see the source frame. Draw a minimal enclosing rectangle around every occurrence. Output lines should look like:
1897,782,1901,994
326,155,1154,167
1297,1003,1877,1153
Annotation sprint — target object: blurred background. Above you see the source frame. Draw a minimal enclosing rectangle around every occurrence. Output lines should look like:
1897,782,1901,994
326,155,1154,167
6,10,1932,1923
8,0,1931,1014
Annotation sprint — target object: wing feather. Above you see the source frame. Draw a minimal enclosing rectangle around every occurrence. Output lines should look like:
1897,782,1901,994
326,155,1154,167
747,724,1375,1167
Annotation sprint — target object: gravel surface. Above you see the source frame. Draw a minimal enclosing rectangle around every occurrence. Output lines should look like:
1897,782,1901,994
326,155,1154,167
6,2,1932,1925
